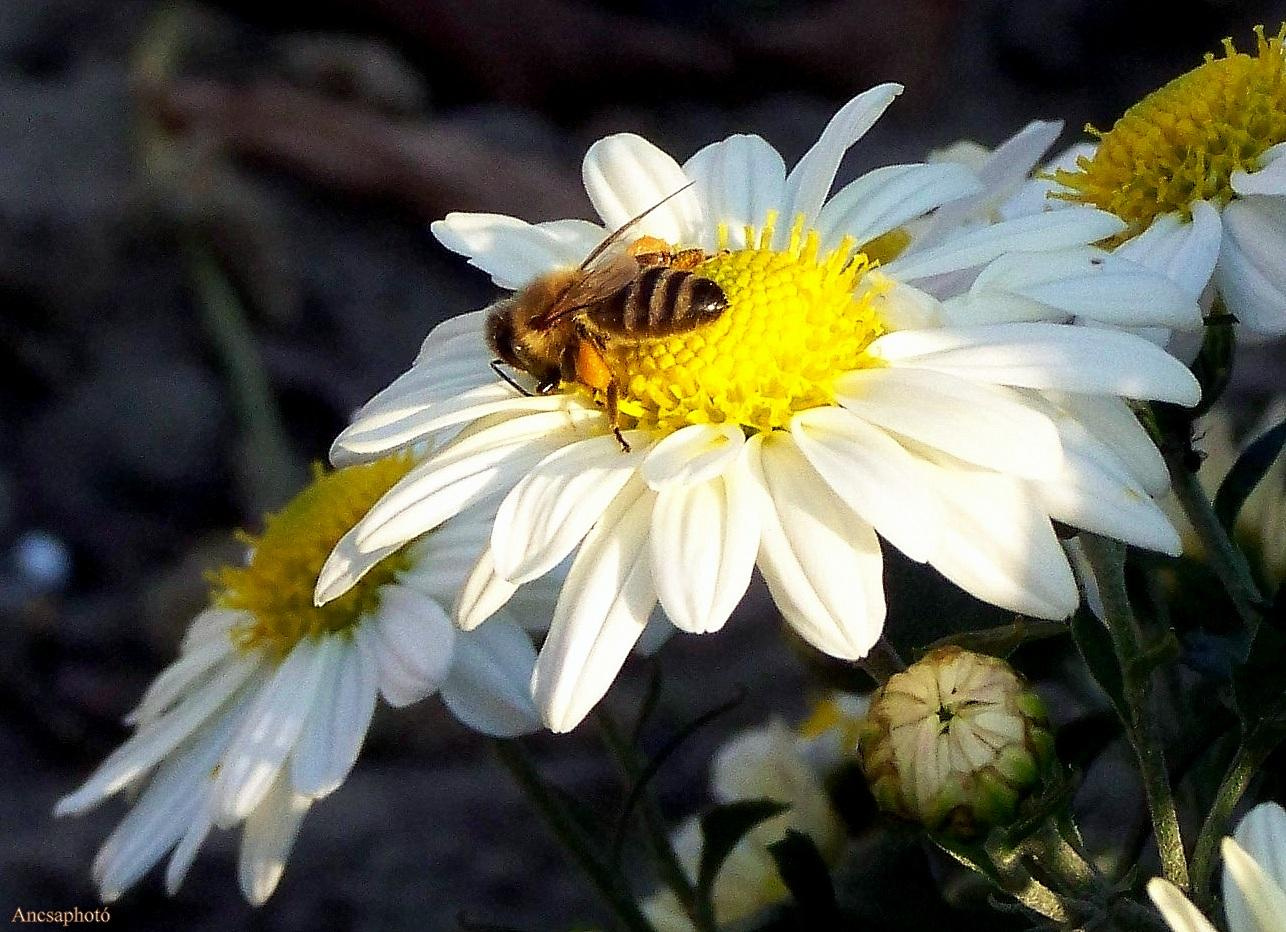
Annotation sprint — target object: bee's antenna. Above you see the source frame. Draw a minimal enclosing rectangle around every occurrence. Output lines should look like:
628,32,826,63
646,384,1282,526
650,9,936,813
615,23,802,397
490,359,533,397
578,180,697,271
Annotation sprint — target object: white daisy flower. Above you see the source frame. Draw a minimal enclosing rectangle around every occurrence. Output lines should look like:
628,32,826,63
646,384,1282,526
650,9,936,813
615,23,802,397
1051,26,1286,335
55,457,542,905
1148,801,1286,932
318,83,1202,733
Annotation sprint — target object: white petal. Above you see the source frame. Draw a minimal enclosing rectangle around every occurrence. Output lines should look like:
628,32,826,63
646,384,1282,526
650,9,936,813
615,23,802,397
532,479,657,733
1045,392,1169,496
1225,802,1286,932
237,770,312,905
440,618,541,737
950,247,1200,328
641,422,745,488
650,468,759,634
124,632,235,726
431,213,599,288
582,134,701,243
683,134,787,249
920,460,1078,619
337,406,603,565
314,524,407,610
834,367,1064,479
1030,417,1181,556
816,162,982,251
492,432,648,584
163,798,216,896
790,407,944,562
212,639,331,826
926,120,1065,235
366,584,456,707
1000,141,1095,220
179,606,243,653
781,84,903,230
1147,879,1217,932
332,384,563,466
1232,143,1286,196
1115,203,1223,303
454,546,520,631
747,433,886,660
872,278,946,331
1216,197,1286,335
414,309,490,364
56,653,263,816
884,208,1126,283
1222,835,1286,932
289,635,378,798
867,323,1201,405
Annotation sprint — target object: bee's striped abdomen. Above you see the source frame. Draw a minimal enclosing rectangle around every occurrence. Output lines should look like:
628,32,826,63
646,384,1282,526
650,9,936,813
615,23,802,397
589,269,727,337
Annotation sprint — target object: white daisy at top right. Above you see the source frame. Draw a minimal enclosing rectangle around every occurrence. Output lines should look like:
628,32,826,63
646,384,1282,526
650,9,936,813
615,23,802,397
1053,26,1286,336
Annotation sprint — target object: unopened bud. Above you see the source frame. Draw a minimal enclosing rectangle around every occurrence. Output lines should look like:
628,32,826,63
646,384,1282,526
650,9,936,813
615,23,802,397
858,647,1055,838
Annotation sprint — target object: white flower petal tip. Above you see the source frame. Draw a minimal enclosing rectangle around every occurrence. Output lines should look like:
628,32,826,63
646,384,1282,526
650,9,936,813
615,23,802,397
430,213,601,288
1223,802,1286,932
440,620,541,738
582,134,700,242
367,584,456,707
1231,143,1286,196
1147,878,1218,932
453,548,519,631
641,423,745,488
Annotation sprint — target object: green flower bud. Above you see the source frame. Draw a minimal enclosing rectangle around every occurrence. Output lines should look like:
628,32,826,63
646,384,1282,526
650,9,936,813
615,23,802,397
857,647,1055,838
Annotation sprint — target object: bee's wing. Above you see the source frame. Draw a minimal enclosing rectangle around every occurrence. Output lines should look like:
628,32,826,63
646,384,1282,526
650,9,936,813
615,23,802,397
531,251,637,328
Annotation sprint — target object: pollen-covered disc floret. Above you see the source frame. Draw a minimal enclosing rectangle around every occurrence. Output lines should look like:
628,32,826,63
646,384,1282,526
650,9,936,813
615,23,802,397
858,647,1056,838
607,216,885,435
1056,26,1286,227
215,456,415,657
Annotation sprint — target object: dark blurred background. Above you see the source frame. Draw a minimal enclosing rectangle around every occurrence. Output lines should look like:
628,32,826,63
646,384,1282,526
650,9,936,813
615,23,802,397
3,1,1286,929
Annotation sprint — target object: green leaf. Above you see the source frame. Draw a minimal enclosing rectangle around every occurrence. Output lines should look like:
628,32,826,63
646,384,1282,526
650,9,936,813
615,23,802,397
1069,608,1128,724
766,830,840,922
696,799,789,905
1214,417,1286,535
1189,311,1236,418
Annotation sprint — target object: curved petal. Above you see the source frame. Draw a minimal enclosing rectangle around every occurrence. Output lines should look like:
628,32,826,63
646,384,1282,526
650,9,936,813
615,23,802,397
683,134,787,250
237,770,312,905
834,367,1064,480
582,134,701,243
1231,142,1286,196
790,407,945,562
867,323,1202,405
781,84,903,231
1044,392,1169,496
1225,802,1286,932
884,207,1126,283
919,459,1078,620
641,422,745,488
650,468,759,634
440,618,541,737
816,162,982,251
212,638,331,827
532,479,657,733
289,635,378,798
365,584,456,707
1115,202,1222,303
492,432,648,584
746,433,886,660
455,547,519,631
431,213,599,288
1216,197,1286,335
1146,879,1217,932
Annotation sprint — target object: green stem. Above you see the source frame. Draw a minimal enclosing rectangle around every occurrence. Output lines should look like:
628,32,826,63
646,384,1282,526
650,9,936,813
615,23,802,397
1166,450,1263,629
493,740,656,932
1190,736,1277,912
1079,535,1190,890
596,714,712,932
981,835,1070,922
857,636,906,685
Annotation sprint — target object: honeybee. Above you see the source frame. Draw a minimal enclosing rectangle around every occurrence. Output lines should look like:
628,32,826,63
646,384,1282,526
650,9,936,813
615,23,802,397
486,185,728,451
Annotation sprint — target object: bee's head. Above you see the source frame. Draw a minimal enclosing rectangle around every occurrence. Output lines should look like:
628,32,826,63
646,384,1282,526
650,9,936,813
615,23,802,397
486,299,561,386
486,302,523,368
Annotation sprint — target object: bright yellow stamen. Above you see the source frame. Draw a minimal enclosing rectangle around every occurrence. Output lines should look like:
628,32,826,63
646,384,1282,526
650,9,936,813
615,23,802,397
213,456,416,658
604,215,887,435
1056,25,1286,228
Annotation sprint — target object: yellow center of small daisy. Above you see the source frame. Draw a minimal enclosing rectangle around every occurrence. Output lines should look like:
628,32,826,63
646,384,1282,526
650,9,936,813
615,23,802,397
604,215,887,435
213,455,415,658
1056,25,1286,227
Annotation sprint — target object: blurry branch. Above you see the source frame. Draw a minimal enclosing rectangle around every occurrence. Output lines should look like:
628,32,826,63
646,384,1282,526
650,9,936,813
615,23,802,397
151,78,586,222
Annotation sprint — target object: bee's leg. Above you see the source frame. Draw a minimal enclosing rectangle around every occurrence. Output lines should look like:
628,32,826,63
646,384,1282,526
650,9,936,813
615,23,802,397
605,380,630,452
490,359,534,396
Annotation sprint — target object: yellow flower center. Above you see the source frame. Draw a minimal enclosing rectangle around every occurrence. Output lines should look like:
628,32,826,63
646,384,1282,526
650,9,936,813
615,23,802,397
213,456,416,658
1056,25,1286,228
604,215,887,435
